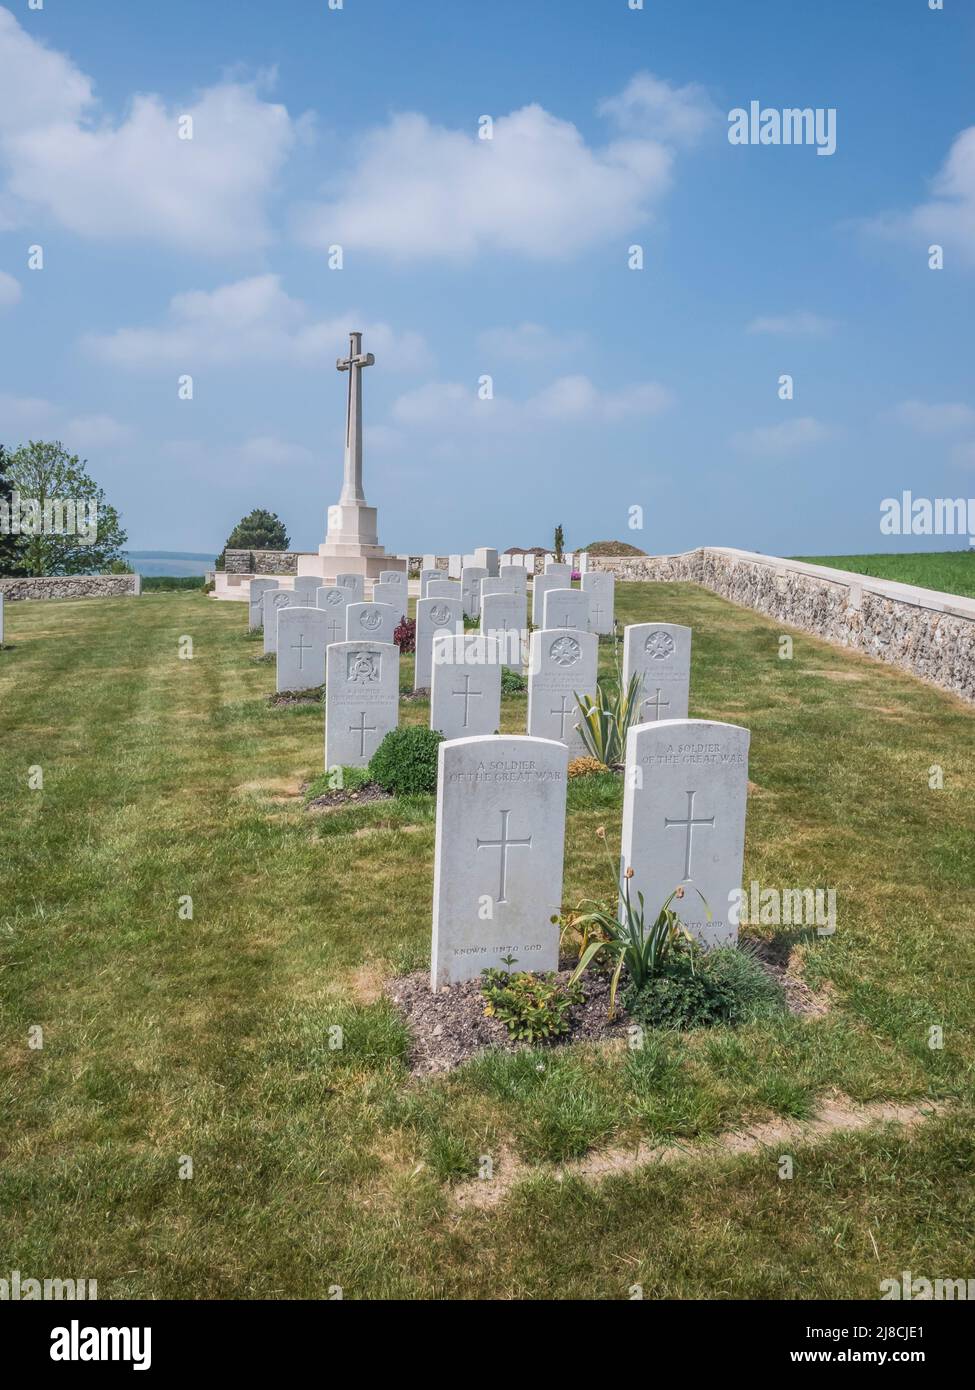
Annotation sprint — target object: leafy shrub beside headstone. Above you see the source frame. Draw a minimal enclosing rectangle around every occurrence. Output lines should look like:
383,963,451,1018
369,726,443,796
500,667,527,694
481,968,585,1043
623,946,785,1031
394,615,416,653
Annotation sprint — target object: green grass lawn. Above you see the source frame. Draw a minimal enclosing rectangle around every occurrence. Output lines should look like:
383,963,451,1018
1,585,973,1299
793,550,975,600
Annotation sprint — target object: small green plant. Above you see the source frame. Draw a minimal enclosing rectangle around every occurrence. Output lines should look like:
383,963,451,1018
573,630,642,767
501,667,527,694
368,726,444,796
564,828,708,1017
481,968,585,1042
304,765,373,802
622,945,785,1031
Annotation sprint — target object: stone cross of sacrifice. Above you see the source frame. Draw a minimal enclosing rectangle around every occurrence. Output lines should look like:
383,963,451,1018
336,331,375,505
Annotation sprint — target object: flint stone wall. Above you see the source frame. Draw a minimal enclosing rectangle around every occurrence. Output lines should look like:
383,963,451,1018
590,547,975,704
0,574,141,601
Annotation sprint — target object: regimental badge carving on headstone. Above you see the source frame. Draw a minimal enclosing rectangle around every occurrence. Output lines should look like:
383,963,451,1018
549,635,581,666
325,640,399,769
325,589,343,606
623,623,692,723
359,608,382,630
430,604,452,626
527,628,598,754
347,649,381,684
645,631,676,660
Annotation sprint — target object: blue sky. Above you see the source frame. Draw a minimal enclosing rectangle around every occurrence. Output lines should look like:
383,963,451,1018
1,0,973,557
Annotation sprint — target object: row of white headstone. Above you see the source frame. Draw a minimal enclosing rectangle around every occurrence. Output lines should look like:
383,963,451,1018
425,620,692,752
422,550,590,578
430,718,749,988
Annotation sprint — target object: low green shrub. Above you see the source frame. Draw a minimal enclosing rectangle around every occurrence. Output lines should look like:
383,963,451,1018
481,968,585,1043
623,945,785,1031
368,726,443,796
500,667,527,694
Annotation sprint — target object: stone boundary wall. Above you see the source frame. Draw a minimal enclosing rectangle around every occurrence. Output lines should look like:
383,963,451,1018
590,547,975,704
223,549,300,576
0,574,142,602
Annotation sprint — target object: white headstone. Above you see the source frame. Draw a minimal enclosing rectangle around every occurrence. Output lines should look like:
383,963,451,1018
527,629,598,756
276,606,329,693
544,561,573,581
461,565,488,619
263,589,298,655
474,546,499,577
620,718,749,949
248,578,279,631
316,586,351,646
581,571,614,635
542,587,591,632
622,623,692,723
577,551,590,574
481,590,527,669
372,581,406,616
430,633,503,740
292,576,322,603
420,568,441,596
482,569,527,597
430,734,569,987
426,579,462,600
380,569,407,592
335,573,365,601
325,641,400,769
415,595,464,690
531,572,563,626
422,553,438,572
345,600,399,646
448,554,463,579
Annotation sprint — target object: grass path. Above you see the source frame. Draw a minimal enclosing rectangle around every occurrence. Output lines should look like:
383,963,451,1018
0,585,973,1299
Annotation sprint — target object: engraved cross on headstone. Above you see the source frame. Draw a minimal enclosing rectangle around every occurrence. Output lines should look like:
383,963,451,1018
476,808,532,905
325,615,343,644
336,331,375,505
451,673,482,729
550,694,574,739
349,709,377,758
291,634,313,671
642,687,670,720
664,789,715,881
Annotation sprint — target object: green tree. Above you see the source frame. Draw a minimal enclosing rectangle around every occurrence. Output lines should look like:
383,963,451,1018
217,508,290,568
4,441,127,576
553,523,565,563
0,444,27,576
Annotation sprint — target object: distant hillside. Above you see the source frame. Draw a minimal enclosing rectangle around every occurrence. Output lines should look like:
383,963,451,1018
584,540,648,557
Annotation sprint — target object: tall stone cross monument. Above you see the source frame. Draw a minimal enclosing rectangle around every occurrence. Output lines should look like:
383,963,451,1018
316,330,397,580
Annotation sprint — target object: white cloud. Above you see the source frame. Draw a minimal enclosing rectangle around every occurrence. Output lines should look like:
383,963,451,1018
391,374,673,431
64,414,134,451
732,417,832,457
0,392,131,452
83,275,430,371
0,269,22,307
890,400,975,435
596,72,718,144
477,322,588,364
746,311,835,336
866,127,975,267
0,391,58,437
295,81,695,260
0,8,297,252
